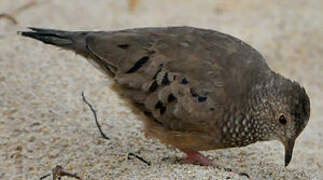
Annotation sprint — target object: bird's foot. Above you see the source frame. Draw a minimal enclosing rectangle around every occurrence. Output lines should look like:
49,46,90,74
180,151,214,166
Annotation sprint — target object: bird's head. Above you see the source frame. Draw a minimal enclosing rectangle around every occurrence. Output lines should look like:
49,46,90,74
262,75,311,167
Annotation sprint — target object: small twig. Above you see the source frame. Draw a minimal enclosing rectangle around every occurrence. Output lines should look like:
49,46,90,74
223,167,250,179
39,165,81,180
239,172,250,179
128,152,151,166
39,173,50,180
0,0,37,24
0,13,17,24
82,92,110,140
52,165,81,180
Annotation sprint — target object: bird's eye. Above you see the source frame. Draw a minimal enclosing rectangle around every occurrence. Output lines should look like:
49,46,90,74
279,115,287,125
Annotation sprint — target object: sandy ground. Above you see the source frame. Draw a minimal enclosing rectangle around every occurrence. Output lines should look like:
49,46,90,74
0,0,322,179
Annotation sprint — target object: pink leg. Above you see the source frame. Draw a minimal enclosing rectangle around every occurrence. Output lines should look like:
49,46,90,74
180,151,214,166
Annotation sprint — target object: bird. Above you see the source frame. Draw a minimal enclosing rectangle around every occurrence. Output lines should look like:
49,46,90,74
20,26,310,167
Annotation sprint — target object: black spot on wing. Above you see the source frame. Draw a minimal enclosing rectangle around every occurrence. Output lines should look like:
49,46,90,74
118,44,129,49
126,56,149,73
155,101,163,109
161,72,170,85
190,88,208,102
154,100,167,115
190,88,198,97
198,96,207,102
149,81,158,92
167,93,176,102
160,106,166,114
181,78,188,84
153,64,163,79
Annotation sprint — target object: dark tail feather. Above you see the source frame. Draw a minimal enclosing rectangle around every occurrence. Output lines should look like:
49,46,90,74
20,27,117,76
19,27,88,54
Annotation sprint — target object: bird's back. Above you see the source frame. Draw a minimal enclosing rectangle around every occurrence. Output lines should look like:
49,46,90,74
84,27,270,115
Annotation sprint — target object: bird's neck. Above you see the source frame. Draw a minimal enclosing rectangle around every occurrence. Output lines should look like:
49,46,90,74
221,72,281,147
244,73,281,141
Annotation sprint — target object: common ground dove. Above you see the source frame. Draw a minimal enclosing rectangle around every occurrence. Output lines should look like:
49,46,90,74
20,27,310,166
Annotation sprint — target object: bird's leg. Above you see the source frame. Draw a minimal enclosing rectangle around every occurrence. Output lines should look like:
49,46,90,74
180,151,214,166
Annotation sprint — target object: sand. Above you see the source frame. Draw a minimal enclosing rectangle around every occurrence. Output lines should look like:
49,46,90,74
0,0,322,179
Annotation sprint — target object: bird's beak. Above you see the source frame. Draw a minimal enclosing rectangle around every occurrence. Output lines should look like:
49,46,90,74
284,139,295,167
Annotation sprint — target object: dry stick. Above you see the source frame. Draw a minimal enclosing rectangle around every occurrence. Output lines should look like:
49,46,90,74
0,13,17,24
81,92,152,166
128,152,151,166
39,165,81,180
39,174,50,180
222,167,250,179
239,172,250,179
0,0,37,24
52,165,81,180
81,92,110,140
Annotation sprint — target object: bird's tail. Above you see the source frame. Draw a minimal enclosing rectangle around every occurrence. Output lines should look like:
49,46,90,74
19,27,117,76
19,27,89,56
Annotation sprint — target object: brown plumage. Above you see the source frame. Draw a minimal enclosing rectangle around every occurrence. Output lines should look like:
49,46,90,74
20,27,310,166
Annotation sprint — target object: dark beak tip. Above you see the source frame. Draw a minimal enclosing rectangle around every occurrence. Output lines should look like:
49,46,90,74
284,148,293,167
284,154,292,167
284,161,290,167
284,139,295,167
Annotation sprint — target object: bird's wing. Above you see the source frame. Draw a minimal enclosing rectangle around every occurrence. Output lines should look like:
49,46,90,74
84,27,268,133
